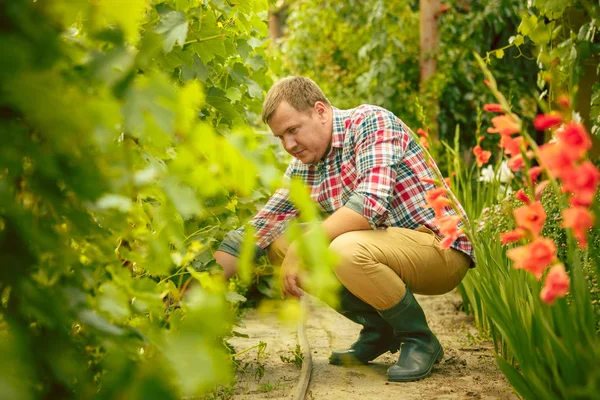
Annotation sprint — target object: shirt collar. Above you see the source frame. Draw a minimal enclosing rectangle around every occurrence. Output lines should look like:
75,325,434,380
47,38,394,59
331,107,352,149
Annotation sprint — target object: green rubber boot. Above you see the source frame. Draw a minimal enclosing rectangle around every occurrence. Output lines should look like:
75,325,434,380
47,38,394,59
329,288,400,366
377,287,443,382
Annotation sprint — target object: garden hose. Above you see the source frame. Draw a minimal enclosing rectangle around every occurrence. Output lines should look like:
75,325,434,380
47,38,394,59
294,295,313,400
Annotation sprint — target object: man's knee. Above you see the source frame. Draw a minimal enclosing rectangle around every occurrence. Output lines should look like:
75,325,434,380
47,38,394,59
329,232,375,278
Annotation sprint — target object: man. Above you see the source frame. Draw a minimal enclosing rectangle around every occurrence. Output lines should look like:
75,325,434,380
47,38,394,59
214,76,474,382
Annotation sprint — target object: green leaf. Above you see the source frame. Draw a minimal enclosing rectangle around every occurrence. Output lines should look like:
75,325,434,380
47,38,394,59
155,11,189,52
518,14,538,37
79,310,126,336
97,283,131,320
226,87,242,102
529,22,551,45
509,35,524,47
206,87,242,124
225,291,247,303
181,54,209,82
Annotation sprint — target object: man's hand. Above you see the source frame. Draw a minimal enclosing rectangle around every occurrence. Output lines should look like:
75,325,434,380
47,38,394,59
280,241,304,299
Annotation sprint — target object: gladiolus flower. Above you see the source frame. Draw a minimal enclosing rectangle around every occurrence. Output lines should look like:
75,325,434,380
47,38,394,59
422,196,452,217
419,136,429,149
538,143,575,179
534,112,563,130
437,215,462,249
557,94,570,109
487,115,520,136
507,154,524,172
424,187,447,201
484,79,490,86
473,145,492,167
562,207,595,248
417,128,428,138
561,161,600,207
483,103,503,113
500,228,526,245
499,135,524,157
444,177,451,188
535,180,550,201
555,122,592,162
540,264,570,304
528,166,543,183
421,178,437,185
515,189,530,204
513,201,546,237
507,238,557,279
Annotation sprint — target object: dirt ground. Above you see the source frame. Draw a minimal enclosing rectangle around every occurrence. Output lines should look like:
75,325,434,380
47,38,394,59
229,291,517,400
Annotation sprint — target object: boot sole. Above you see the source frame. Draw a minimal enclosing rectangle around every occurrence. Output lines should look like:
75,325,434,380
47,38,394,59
387,346,444,382
329,343,399,366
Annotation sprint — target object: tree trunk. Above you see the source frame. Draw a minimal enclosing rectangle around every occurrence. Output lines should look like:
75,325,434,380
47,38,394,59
420,0,440,83
420,0,441,139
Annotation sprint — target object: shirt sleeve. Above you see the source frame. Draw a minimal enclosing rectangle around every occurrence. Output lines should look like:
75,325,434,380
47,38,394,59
343,110,405,228
218,162,299,258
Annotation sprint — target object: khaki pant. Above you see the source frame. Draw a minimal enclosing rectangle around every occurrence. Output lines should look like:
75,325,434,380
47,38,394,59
268,226,471,310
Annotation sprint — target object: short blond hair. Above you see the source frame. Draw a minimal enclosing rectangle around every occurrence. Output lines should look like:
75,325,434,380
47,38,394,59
262,76,330,123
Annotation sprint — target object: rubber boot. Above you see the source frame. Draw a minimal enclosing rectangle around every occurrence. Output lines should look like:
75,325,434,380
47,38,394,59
377,287,443,382
329,287,400,366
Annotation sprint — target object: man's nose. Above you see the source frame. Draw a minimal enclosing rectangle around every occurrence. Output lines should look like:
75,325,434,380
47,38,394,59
283,135,296,151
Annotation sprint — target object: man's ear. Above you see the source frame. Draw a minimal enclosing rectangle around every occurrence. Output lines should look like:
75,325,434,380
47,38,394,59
314,101,328,121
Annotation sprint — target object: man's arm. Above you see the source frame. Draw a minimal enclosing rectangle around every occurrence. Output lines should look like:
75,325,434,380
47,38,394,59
321,206,371,242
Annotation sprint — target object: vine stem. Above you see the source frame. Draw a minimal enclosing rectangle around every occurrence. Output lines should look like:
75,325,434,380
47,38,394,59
294,295,312,400
184,34,226,45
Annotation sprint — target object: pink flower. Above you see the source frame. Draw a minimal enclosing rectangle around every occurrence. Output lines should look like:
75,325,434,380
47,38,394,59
540,264,570,305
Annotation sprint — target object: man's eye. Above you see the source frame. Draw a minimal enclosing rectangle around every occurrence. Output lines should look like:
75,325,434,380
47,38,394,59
290,127,297,133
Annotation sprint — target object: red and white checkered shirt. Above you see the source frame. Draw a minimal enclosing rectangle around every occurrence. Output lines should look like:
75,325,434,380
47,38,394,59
245,105,474,262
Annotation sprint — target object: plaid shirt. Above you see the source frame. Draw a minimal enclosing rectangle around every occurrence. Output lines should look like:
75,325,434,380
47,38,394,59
220,105,475,262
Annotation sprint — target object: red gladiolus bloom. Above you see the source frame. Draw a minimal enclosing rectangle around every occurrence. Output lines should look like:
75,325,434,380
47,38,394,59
538,143,575,179
540,264,570,304
421,178,437,185
473,145,492,167
484,79,490,86
528,166,543,183
556,122,592,162
437,215,462,249
561,161,600,207
562,207,595,248
514,201,546,237
417,128,428,138
444,177,451,188
499,135,524,157
500,228,526,245
557,95,570,109
515,189,530,204
534,112,563,130
419,136,429,149
422,196,452,217
487,115,520,136
507,154,524,172
507,238,557,279
483,103,503,113
424,187,447,201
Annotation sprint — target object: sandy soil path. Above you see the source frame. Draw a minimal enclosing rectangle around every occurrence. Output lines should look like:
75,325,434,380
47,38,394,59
229,291,517,399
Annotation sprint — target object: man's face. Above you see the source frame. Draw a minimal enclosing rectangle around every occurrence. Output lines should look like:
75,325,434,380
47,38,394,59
268,101,332,165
